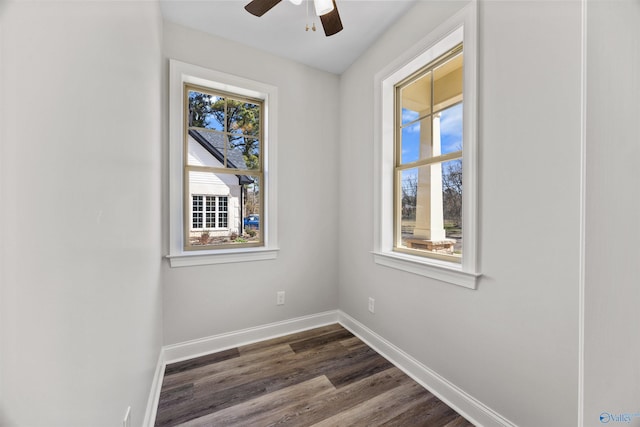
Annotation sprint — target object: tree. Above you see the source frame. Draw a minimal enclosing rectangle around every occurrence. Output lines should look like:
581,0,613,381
401,173,417,220
188,92,214,128
442,160,462,227
188,91,261,170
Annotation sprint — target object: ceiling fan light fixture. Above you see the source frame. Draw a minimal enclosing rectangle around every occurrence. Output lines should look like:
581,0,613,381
314,0,334,16
244,0,342,36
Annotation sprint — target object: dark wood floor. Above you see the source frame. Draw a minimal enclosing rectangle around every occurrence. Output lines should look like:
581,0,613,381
155,323,474,427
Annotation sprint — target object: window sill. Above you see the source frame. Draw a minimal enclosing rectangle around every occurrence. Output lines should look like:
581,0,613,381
372,251,480,289
167,247,279,267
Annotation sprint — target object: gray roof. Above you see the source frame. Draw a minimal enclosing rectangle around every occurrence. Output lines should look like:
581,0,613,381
189,130,253,185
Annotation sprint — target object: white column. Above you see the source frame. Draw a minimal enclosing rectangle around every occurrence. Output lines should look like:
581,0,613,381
412,113,446,241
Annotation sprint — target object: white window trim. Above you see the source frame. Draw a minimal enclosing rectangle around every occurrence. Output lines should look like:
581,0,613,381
167,60,279,267
373,2,480,289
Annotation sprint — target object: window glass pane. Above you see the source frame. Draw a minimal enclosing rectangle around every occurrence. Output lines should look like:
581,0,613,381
193,212,203,229
396,161,462,260
205,196,216,211
437,103,463,156
192,195,203,229
399,168,418,235
186,117,260,170
442,159,462,256
400,117,431,164
187,130,230,167
205,213,214,228
205,196,216,228
187,171,262,247
433,53,463,113
401,71,431,123
218,196,228,228
229,136,260,171
227,100,261,137
188,90,225,131
243,178,261,227
242,178,262,242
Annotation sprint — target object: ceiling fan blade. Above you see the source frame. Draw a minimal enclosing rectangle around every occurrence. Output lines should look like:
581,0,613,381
319,0,343,36
245,0,282,17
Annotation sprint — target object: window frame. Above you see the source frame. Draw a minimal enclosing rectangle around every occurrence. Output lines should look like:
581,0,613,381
373,2,480,289
167,60,279,267
183,84,264,251
394,46,464,264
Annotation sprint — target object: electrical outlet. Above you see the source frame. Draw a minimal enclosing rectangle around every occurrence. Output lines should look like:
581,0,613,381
368,297,375,314
277,291,285,305
123,406,131,427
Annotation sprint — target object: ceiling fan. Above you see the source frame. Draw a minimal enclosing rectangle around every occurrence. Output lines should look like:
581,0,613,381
244,0,343,37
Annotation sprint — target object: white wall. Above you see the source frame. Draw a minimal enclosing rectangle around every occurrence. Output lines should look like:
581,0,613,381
0,2,163,426
161,22,340,345
338,1,583,426
584,1,640,426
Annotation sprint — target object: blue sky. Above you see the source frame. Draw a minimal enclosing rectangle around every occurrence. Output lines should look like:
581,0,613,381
401,103,463,164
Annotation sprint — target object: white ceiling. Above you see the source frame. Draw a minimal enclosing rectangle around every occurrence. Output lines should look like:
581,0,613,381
160,0,419,75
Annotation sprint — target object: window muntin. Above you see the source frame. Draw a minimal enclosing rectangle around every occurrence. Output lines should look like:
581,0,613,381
184,84,264,250
394,46,463,263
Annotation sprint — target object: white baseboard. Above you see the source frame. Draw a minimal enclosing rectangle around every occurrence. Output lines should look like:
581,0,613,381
337,311,517,427
142,349,166,427
162,310,339,364
144,309,515,427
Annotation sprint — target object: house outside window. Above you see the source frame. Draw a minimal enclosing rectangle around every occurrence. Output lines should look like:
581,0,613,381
168,60,279,267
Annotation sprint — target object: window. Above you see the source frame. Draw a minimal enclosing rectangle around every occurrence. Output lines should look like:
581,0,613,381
184,85,263,250
373,3,480,289
168,60,279,267
191,195,228,230
394,46,463,263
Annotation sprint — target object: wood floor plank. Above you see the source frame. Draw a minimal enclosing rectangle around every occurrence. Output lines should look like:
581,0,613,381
179,376,336,427
418,404,462,426
310,380,435,427
288,328,355,353
238,324,345,355
164,348,240,376
155,324,475,427
378,390,457,427
156,384,194,411
325,347,395,387
339,336,367,351
161,343,294,391
258,367,412,426
443,417,476,427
